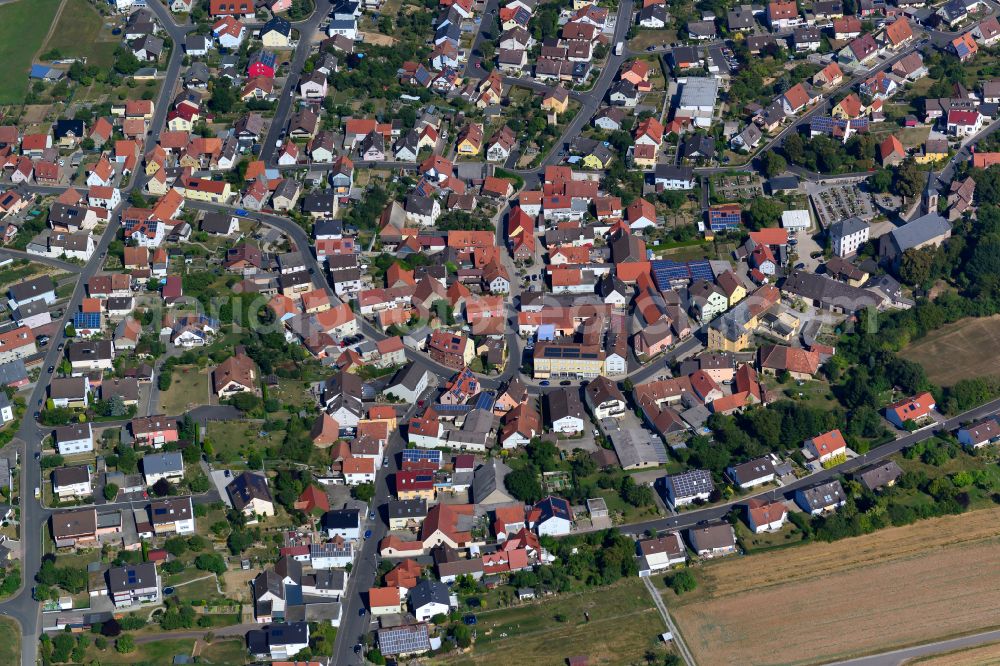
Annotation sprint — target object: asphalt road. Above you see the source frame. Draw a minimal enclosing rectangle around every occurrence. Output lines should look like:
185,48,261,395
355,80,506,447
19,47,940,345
464,0,500,78
258,7,328,165
541,0,634,170
328,394,432,665
826,628,1000,666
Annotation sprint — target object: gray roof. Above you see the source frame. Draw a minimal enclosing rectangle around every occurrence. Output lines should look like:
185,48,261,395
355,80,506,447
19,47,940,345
546,388,584,423
472,458,513,505
797,480,846,511
780,271,880,311
52,465,90,488
666,469,714,499
689,522,735,550
106,562,157,594
387,498,427,520
9,275,54,302
858,460,902,491
887,213,951,254
141,452,184,477
50,376,87,400
678,77,719,108
829,216,868,240
378,623,431,656
389,363,429,392
409,579,450,610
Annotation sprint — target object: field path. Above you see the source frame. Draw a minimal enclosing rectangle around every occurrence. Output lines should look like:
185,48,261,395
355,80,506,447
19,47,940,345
643,575,695,666
36,0,68,60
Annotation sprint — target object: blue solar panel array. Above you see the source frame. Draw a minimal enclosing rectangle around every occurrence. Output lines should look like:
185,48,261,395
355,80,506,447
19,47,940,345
474,391,496,411
650,259,714,290
402,449,442,463
73,312,101,329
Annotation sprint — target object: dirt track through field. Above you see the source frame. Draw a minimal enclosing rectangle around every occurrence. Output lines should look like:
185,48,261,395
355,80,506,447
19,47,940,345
671,508,1000,666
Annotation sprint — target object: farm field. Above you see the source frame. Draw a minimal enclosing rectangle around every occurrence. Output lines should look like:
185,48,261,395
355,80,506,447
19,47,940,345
433,578,674,665
899,315,1000,385
159,366,210,415
41,0,118,68
670,507,1000,666
0,0,62,104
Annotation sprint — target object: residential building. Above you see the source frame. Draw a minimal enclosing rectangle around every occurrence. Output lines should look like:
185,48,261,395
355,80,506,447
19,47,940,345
637,532,686,575
227,472,275,518
107,562,160,608
795,480,846,514
663,469,714,508
688,523,736,558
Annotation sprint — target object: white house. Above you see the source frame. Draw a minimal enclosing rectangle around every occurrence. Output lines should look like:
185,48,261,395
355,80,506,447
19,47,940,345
829,216,869,257
321,508,361,541
653,165,695,190
343,456,377,485
727,457,776,489
804,429,847,463
54,423,94,455
141,452,185,486
957,417,1000,449
52,466,91,500
795,480,846,515
663,469,714,508
547,389,586,434
532,496,573,536
409,581,451,622
637,532,687,575
149,496,196,535
746,498,787,533
310,541,354,569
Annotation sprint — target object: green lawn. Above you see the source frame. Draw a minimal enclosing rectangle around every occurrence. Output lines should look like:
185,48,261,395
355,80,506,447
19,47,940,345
204,420,283,466
198,639,248,665
41,0,118,68
436,578,674,665
0,617,20,666
84,638,197,665
159,366,210,415
0,0,62,104
734,517,805,553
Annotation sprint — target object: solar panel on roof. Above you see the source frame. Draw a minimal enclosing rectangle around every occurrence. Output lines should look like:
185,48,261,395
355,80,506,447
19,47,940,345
474,391,496,411
402,449,441,462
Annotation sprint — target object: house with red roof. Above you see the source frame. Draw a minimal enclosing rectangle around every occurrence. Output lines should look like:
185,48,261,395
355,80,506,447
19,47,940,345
804,428,847,463
293,485,330,513
885,392,936,428
947,109,983,137
879,135,906,166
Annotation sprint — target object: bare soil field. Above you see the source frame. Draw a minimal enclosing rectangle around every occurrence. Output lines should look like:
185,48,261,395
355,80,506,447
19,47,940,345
899,315,1000,385
906,640,1000,665
670,508,1000,666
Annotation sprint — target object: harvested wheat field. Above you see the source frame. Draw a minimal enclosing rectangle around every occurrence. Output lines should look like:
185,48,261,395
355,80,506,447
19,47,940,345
899,315,1000,385
670,508,1000,666
905,640,1000,665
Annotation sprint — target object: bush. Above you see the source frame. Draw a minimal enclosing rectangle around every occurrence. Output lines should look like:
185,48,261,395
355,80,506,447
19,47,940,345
194,553,227,575
116,635,135,653
668,569,697,595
